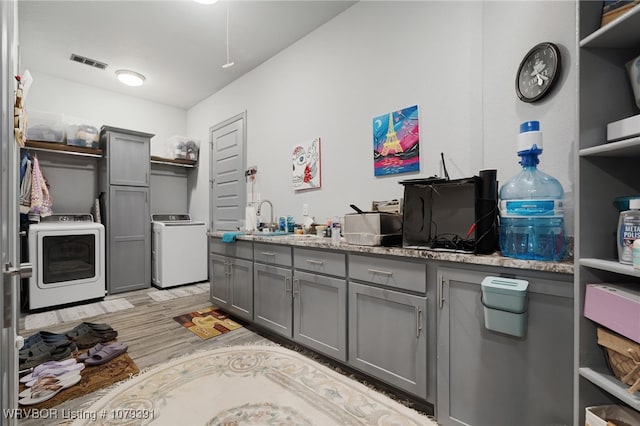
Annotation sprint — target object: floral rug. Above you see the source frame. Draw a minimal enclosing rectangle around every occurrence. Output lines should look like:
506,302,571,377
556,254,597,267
71,344,436,425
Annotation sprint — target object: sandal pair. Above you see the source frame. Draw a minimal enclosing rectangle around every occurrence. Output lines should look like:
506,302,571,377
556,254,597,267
81,342,128,366
18,372,81,405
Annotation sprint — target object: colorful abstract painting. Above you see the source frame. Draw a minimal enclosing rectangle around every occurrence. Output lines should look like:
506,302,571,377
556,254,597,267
373,105,420,176
292,137,321,191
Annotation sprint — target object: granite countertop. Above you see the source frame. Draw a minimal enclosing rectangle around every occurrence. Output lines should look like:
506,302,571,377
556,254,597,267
209,231,574,275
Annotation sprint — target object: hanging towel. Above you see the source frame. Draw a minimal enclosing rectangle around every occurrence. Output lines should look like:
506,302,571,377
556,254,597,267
19,158,32,214
29,155,53,218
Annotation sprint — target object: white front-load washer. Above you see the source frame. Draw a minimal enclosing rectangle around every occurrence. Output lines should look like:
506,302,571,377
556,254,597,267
28,214,106,310
151,214,207,288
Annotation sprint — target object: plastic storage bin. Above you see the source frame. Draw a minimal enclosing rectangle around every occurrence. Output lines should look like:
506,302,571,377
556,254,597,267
166,136,200,161
65,118,100,148
25,110,65,143
481,276,529,337
585,404,640,426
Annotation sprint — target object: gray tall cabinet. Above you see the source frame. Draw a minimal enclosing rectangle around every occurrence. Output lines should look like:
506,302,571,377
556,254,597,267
576,3,640,423
99,126,153,294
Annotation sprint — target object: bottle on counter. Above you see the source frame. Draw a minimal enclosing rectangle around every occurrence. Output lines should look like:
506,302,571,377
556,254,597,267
498,121,565,261
618,199,640,265
331,215,342,242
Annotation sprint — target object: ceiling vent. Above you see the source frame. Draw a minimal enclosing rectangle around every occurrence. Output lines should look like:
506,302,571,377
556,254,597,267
69,54,108,70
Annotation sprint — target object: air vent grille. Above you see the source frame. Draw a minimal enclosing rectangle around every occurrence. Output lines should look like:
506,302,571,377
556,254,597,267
69,54,108,70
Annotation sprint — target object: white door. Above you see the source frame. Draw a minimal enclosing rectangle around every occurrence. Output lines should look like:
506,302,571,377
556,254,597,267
209,112,246,231
1,1,26,422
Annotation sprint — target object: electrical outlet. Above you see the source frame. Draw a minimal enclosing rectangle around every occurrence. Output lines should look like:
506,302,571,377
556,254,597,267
302,203,309,216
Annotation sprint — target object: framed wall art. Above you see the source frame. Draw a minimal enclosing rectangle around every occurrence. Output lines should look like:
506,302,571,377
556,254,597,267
292,137,321,191
373,105,420,176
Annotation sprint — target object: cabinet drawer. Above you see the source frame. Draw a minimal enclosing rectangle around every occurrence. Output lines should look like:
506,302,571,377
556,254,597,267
349,254,426,293
293,248,346,277
210,238,253,260
254,243,292,267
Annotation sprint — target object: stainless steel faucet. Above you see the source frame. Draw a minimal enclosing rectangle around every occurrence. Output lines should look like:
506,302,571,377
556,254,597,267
256,199,276,231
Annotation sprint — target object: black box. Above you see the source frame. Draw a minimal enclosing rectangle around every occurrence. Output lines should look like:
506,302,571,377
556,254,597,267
399,171,498,254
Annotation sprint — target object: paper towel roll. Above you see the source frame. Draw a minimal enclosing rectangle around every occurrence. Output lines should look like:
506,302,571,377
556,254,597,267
245,206,257,232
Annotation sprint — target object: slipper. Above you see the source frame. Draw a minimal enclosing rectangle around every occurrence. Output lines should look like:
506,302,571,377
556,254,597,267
84,343,128,366
18,345,73,371
18,373,81,405
23,331,69,349
75,329,118,349
66,322,115,339
19,359,78,383
22,363,85,387
19,370,82,397
77,343,106,362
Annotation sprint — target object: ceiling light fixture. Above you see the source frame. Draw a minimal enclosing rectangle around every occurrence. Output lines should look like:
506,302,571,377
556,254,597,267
222,1,234,69
194,0,218,4
115,69,145,87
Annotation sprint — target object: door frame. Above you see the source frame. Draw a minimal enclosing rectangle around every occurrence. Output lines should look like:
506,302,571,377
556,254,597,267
208,111,247,232
1,0,21,422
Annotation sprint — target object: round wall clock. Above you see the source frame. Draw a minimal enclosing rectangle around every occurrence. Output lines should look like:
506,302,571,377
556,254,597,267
515,42,561,103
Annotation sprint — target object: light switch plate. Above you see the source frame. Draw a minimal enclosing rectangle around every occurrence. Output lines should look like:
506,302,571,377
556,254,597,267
302,203,309,216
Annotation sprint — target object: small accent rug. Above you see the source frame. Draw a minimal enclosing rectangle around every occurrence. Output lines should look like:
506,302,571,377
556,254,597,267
147,282,209,302
19,350,139,412
71,345,435,426
172,306,243,340
24,299,134,331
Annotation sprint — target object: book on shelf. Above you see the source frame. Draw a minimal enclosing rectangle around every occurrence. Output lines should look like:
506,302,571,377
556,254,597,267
600,0,640,27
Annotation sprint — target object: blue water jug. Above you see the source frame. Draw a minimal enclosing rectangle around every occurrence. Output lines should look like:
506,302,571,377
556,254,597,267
499,121,565,261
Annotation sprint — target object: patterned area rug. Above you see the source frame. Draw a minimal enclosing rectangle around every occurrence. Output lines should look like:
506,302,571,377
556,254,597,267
70,345,435,425
23,299,134,331
173,306,243,340
147,282,209,302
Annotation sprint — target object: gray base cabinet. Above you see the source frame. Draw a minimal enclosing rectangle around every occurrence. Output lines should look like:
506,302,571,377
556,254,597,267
254,263,292,337
293,261,347,362
210,254,253,321
209,239,253,321
106,185,150,294
436,266,573,426
348,281,428,399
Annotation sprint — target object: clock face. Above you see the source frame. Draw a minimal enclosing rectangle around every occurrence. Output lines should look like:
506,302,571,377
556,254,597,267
516,42,561,103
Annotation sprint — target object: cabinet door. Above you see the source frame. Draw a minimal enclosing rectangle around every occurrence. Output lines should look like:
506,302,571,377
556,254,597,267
293,270,347,362
108,186,150,294
107,131,150,187
253,263,292,338
436,267,573,426
348,281,427,398
209,253,229,309
228,257,253,321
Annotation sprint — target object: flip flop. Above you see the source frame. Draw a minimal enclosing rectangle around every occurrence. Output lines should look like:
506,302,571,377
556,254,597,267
18,373,81,405
23,363,85,387
84,343,128,366
19,370,82,397
77,342,106,362
19,359,78,383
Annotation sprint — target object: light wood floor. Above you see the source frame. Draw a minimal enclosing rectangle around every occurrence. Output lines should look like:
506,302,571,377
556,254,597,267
18,283,434,424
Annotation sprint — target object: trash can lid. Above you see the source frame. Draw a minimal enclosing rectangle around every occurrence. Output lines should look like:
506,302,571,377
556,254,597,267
481,276,529,295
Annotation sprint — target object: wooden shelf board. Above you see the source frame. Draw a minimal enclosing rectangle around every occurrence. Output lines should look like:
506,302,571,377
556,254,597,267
150,156,197,168
25,140,102,157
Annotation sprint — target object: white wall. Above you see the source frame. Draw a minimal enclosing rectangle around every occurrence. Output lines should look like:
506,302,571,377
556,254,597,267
24,71,187,157
187,1,576,234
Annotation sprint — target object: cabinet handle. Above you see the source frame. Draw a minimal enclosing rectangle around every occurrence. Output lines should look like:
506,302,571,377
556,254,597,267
261,252,276,256
367,268,393,276
284,276,291,293
293,278,300,297
305,259,324,265
439,275,445,309
415,307,423,338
